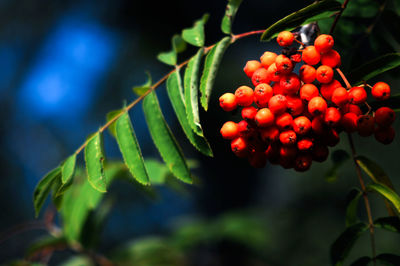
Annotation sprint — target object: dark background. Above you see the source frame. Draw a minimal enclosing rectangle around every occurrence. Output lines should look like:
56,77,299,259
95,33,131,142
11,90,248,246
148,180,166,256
0,0,399,265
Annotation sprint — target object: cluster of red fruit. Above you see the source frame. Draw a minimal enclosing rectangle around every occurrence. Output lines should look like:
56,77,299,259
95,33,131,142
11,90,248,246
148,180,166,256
219,31,396,171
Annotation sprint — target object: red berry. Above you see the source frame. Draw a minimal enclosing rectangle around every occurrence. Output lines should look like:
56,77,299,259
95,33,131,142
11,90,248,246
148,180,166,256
314,34,334,53
316,65,334,84
221,121,240,139
308,96,328,116
331,87,348,106
324,129,340,147
302,46,321,65
341,104,362,116
297,138,314,151
260,51,277,68
260,126,280,143
341,113,358,133
280,73,301,95
266,63,280,82
311,116,326,135
324,107,341,126
241,106,258,121
279,130,297,145
293,116,312,135
357,115,375,137
254,83,273,108
275,54,294,74
372,82,390,100
300,84,319,102
286,95,304,116
321,49,341,68
235,86,254,106
265,144,280,162
248,151,268,168
255,108,275,127
277,31,294,46
279,146,297,160
320,80,342,101
231,137,248,157
299,65,316,83
374,126,395,145
268,94,288,115
243,60,262,78
272,82,284,95
294,154,312,172
237,120,251,136
348,87,367,105
276,113,293,130
375,107,395,127
219,93,237,111
251,67,269,86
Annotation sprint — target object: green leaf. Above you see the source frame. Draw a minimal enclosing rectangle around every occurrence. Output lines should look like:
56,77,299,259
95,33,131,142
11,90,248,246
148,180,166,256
349,256,371,266
376,253,400,265
167,70,213,157
115,112,150,185
345,188,362,227
143,91,192,184
132,72,152,96
172,34,186,53
330,222,369,266
182,14,209,47
33,167,61,217
367,183,400,213
61,154,76,184
184,48,204,136
60,256,94,266
374,216,400,233
260,0,342,41
221,0,243,34
84,132,107,193
106,109,124,138
145,159,170,185
348,53,400,85
26,235,67,258
51,176,63,210
200,37,231,111
157,50,177,66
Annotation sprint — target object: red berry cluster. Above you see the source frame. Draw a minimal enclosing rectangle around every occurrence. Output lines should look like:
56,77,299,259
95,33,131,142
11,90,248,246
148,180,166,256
219,31,396,171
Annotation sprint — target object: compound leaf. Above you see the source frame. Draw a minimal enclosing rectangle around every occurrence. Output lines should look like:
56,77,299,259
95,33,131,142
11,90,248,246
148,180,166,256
106,109,124,138
157,50,177,66
367,183,400,214
172,34,186,53
33,167,61,217
221,0,243,34
374,216,400,233
61,154,76,184
132,72,152,96
84,132,107,193
182,14,209,47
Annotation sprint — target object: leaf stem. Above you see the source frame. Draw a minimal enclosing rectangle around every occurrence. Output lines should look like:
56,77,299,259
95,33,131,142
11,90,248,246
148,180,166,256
329,0,350,35
347,133,377,265
336,68,352,89
74,30,265,155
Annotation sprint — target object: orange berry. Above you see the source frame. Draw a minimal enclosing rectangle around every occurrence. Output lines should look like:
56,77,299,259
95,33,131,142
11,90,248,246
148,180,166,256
272,82,284,95
293,116,312,135
311,116,326,135
294,154,312,172
374,126,395,144
316,65,334,84
341,104,362,116
286,95,304,116
260,126,280,142
300,84,319,102
231,137,248,157
251,67,269,86
219,93,237,111
372,82,390,100
279,130,297,146
321,49,341,68
275,54,293,74
308,96,327,116
297,138,314,151
324,107,341,126
280,73,301,95
241,106,258,121
331,87,348,106
320,79,342,101
299,65,316,83
268,94,288,115
277,31,294,46
266,63,281,82
220,121,239,139
357,115,375,137
341,112,358,133
276,113,293,130
235,86,254,106
260,51,277,68
255,108,275,127
243,60,262,78
254,83,273,108
302,46,320,65
314,34,334,53
348,87,367,105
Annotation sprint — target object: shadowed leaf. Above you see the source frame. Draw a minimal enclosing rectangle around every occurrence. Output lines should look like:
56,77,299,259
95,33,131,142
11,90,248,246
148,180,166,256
182,14,209,47
221,0,243,34
33,167,61,217
367,183,400,214
132,72,152,96
85,132,107,193
345,188,362,227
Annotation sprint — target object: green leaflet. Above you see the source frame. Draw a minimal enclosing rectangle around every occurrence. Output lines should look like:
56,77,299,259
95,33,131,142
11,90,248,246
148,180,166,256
172,35,186,53
167,70,213,157
84,132,107,193
157,50,177,66
182,14,209,47
260,0,342,41
221,0,243,34
143,91,192,184
157,35,187,66
33,167,61,217
345,188,362,227
184,48,204,137
61,154,76,184
200,37,231,111
374,216,400,233
115,112,150,185
367,183,400,213
348,53,400,85
132,72,152,96
106,109,124,138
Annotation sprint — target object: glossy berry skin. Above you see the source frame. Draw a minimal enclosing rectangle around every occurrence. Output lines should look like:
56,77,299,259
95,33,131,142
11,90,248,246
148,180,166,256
267,63,280,82
280,73,301,95
231,137,248,157
254,83,273,108
260,51,277,68
320,79,342,101
321,49,341,68
255,108,275,127
311,116,326,135
235,86,254,106
372,82,390,100
331,87,348,106
348,87,367,105
286,95,304,116
375,107,395,127
297,138,314,151
316,65,334,84
277,31,294,46
241,106,258,121
374,126,395,144
272,82,284,95
275,55,294,74
219,93,237,111
314,34,334,53
251,68,269,86
308,96,328,116
302,46,321,65
294,154,312,172
324,107,341,126
300,84,319,102
341,112,358,133
293,116,312,135
299,65,316,83
237,120,251,137
341,104,362,116
312,144,329,162
276,113,293,130
279,130,297,146
221,121,240,139
260,126,280,142
357,115,375,137
268,94,288,115
243,60,262,78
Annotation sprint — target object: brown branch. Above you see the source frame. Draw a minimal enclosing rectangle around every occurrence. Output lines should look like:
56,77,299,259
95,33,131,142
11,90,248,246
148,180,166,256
335,68,352,89
329,0,351,35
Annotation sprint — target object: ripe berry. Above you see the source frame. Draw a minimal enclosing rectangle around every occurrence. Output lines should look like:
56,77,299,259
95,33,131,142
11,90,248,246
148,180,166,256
268,94,288,115
341,113,358,133
324,107,341,126
300,84,319,102
221,121,240,139
231,137,248,157
299,65,316,83
276,113,293,130
279,146,297,161
243,60,262,78
277,31,294,46
293,116,312,135
237,120,251,137
316,65,334,84
252,67,269,86
235,86,254,106
374,126,395,145
321,49,341,68
297,138,314,151
279,130,297,145
375,107,395,127
219,93,237,111
254,83,273,108
266,63,280,82
241,106,258,121
357,115,375,137
311,116,326,135
255,108,275,127
294,154,312,172
320,79,342,101
372,82,390,100
331,87,348,106
312,144,329,162
260,126,280,142
275,54,294,74
280,73,301,95
302,46,320,65
272,82,284,95
341,104,362,116
248,151,268,168
348,87,367,105
314,34,334,53
308,96,328,116
260,51,277,68
286,95,304,116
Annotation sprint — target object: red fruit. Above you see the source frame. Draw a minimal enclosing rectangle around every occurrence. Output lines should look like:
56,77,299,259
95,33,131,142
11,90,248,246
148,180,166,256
231,137,248,157
286,95,304,116
255,108,275,127
300,84,319,102
374,126,395,145
219,93,237,111
243,60,262,78
249,151,268,168
275,54,294,74
324,107,341,126
293,116,312,135
279,130,297,145
279,146,297,160
341,113,358,133
237,120,251,137
320,80,342,101
321,49,341,68
312,144,329,162
299,65,316,83
272,82,284,95
297,138,314,151
302,46,321,65
260,51,277,68
221,121,239,139
254,83,273,108
276,113,293,130
235,86,254,106
314,34,334,53
260,126,280,142
277,31,294,46
348,87,367,105
252,67,269,86
372,82,390,100
375,107,395,127
268,94,288,115
311,116,326,135
308,96,328,116
291,53,302,63
241,106,258,121
280,73,301,95
316,65,334,84
294,154,312,172
341,104,362,116
266,63,280,82
357,115,375,137
331,87,348,106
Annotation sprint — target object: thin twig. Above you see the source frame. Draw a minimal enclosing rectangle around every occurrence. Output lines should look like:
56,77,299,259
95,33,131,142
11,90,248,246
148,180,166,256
336,68,352,89
329,0,351,35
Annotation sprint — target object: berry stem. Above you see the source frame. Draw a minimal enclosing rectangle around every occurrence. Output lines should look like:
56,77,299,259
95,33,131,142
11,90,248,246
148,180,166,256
294,38,305,47
347,133,377,265
335,68,352,89
329,0,351,35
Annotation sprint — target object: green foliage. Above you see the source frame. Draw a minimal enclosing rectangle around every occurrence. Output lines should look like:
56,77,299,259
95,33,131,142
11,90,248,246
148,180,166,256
374,216,400,234
132,72,152,96
157,35,187,66
367,183,400,214
26,235,67,258
182,14,209,47
33,167,61,217
61,154,76,184
345,188,362,227
84,132,107,193
106,109,124,138
221,0,243,34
